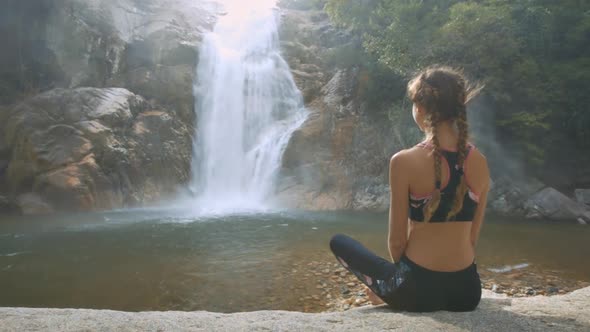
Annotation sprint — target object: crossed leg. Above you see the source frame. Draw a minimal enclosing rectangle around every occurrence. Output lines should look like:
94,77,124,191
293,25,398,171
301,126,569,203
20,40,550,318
329,234,399,304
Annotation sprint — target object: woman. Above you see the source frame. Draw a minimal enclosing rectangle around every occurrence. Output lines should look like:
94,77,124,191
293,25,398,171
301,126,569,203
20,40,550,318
330,66,489,312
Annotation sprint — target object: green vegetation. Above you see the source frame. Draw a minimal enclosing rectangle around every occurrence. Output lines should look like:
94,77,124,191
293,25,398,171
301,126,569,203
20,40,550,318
324,0,590,170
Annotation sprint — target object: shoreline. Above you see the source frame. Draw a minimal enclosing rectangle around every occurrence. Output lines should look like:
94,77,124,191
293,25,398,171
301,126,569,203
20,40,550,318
1,287,589,331
298,260,590,312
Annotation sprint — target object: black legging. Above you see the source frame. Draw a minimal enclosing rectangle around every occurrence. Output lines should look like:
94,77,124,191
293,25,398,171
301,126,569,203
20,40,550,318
329,234,481,312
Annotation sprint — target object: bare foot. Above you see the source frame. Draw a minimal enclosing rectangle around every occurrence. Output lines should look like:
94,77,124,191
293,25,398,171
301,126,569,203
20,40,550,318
364,286,385,305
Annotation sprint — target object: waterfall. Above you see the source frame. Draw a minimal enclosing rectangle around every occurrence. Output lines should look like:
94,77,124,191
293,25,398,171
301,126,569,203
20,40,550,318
189,0,307,213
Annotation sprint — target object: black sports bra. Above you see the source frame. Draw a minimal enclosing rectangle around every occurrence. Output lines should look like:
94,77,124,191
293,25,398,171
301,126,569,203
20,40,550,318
409,142,479,222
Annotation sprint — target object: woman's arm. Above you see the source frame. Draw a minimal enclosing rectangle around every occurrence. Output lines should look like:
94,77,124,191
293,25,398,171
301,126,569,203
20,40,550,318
388,152,410,262
469,153,490,249
470,187,488,249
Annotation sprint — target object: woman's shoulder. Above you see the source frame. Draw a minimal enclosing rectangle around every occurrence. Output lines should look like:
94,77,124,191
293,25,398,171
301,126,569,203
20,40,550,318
464,143,490,190
389,145,427,168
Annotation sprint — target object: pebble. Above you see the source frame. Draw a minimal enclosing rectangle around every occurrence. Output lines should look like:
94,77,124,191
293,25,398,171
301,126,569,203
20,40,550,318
346,282,355,287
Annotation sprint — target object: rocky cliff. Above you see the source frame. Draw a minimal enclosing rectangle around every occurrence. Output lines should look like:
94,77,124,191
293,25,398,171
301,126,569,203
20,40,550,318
276,7,396,211
0,0,220,214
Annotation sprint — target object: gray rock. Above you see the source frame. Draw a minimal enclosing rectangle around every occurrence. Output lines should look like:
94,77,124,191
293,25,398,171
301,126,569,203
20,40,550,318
575,189,590,206
524,187,590,222
1,287,590,331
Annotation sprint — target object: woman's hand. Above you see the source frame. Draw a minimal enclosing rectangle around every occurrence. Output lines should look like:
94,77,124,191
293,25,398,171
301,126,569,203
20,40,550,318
364,286,385,305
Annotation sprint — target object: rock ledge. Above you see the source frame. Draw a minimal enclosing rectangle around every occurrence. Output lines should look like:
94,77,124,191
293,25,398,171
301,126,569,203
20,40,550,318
1,287,589,331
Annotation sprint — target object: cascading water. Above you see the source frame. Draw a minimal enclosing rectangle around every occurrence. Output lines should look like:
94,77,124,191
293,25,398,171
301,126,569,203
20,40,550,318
189,0,307,213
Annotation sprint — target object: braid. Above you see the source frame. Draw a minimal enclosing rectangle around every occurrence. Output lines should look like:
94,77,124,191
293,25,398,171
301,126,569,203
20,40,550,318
422,115,442,223
446,102,470,220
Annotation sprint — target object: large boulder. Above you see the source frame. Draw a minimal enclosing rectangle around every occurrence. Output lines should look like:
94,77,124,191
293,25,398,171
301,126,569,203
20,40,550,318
1,87,193,214
524,187,590,223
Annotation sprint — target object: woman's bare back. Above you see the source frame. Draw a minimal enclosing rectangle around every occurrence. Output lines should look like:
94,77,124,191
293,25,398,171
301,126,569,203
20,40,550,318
402,144,490,271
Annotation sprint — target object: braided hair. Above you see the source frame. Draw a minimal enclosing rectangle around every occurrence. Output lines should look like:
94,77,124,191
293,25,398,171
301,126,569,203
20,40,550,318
407,66,481,222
